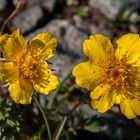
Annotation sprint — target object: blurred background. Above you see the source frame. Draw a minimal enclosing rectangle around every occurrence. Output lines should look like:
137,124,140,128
0,0,140,140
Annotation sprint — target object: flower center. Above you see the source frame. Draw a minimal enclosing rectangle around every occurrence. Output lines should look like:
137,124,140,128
105,60,140,99
106,66,125,87
18,52,40,82
111,68,124,80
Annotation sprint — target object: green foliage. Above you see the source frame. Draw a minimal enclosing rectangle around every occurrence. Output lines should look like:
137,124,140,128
119,7,140,24
116,6,140,32
0,72,101,140
0,100,22,140
76,6,89,17
84,121,101,133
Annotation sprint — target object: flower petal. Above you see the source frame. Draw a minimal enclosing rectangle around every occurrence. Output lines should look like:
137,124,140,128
3,29,27,60
91,87,115,112
83,34,114,67
9,78,33,104
90,83,110,99
120,97,136,119
73,61,104,90
130,98,140,116
33,32,52,44
126,39,140,66
0,34,10,51
114,93,122,104
115,34,140,65
0,62,18,82
31,32,57,59
34,75,59,94
33,62,59,94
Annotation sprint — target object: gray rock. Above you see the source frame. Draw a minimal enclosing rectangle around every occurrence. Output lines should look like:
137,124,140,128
63,24,88,57
12,6,43,33
13,0,41,6
0,0,7,12
49,53,79,81
12,0,19,6
79,104,100,119
89,24,113,38
43,0,56,12
80,104,140,139
89,0,140,20
27,0,46,6
13,0,56,11
73,15,113,38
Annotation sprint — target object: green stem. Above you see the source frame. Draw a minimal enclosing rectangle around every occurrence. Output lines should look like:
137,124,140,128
53,116,68,140
53,98,82,140
47,70,72,110
33,95,52,140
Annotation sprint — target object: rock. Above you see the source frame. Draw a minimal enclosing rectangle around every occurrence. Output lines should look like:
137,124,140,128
89,24,113,38
72,15,90,31
72,15,113,38
26,0,47,6
0,0,7,12
80,104,140,140
12,0,19,6
12,6,43,33
13,0,41,6
99,115,140,140
49,53,78,81
63,24,88,57
79,104,99,119
89,0,140,20
13,0,56,12
43,0,56,12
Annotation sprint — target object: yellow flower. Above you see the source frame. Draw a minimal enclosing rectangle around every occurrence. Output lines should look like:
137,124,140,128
73,34,140,119
0,29,59,104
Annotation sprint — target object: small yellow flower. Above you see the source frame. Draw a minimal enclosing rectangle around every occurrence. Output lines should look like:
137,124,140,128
73,34,140,119
0,29,59,104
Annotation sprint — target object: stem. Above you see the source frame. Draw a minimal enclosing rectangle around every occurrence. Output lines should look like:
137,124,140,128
0,0,25,35
47,70,72,110
67,100,82,115
53,99,82,140
33,95,52,140
53,116,68,140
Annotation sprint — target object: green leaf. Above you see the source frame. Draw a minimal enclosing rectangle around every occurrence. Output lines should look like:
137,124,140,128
4,112,9,118
84,122,101,133
0,112,5,120
77,6,89,17
6,119,16,127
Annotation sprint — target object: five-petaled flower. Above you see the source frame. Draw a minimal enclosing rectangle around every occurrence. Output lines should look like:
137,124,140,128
73,34,140,119
0,29,59,104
